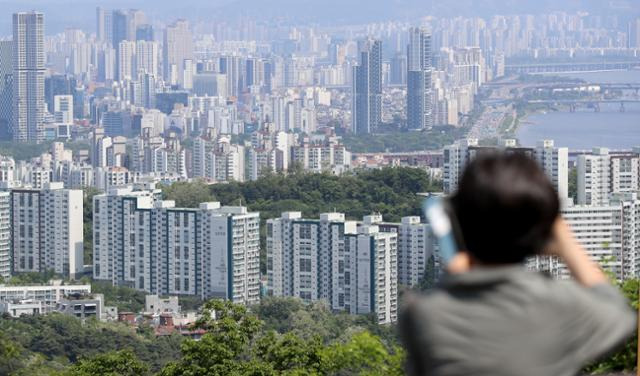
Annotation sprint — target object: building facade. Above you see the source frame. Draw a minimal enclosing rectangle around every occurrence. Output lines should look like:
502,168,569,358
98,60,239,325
406,27,433,130
352,39,382,135
12,12,45,143
11,183,83,277
267,212,431,324
93,186,260,304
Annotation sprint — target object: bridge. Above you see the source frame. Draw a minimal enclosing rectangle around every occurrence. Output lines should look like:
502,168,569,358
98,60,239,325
527,99,640,112
504,61,640,74
539,83,640,91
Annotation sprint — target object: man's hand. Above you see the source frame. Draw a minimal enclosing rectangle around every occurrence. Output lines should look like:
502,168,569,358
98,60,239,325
545,217,608,287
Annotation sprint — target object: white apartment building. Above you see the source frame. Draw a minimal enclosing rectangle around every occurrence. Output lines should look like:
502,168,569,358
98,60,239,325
292,138,351,174
443,138,478,194
191,137,245,183
610,153,639,194
535,140,569,201
53,95,73,124
395,216,434,286
613,192,640,279
267,212,410,324
530,203,625,280
0,192,10,279
444,139,568,198
93,187,260,304
0,282,91,311
11,183,83,278
345,224,398,324
577,148,611,206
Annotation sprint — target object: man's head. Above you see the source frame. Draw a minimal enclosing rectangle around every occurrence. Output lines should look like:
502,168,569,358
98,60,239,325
450,152,560,264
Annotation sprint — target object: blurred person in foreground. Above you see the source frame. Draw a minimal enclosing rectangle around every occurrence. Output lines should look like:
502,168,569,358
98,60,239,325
400,153,636,376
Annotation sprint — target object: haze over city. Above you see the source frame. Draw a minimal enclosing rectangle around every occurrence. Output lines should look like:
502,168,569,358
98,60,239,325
0,0,639,375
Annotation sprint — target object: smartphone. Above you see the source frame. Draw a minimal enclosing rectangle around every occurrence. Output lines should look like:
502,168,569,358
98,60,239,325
423,196,464,265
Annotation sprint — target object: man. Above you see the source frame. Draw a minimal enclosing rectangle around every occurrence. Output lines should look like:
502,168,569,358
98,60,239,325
400,153,635,376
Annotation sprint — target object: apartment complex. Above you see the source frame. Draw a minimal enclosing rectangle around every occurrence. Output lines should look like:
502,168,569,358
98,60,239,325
443,139,568,200
93,186,260,304
577,148,640,206
266,212,434,324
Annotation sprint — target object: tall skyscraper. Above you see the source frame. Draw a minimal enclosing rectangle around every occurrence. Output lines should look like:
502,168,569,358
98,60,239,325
117,40,136,81
352,38,382,135
406,27,433,130
111,9,129,51
136,40,159,77
136,24,154,42
163,19,193,87
111,9,144,81
12,12,45,143
0,41,12,140
629,17,640,48
96,7,111,42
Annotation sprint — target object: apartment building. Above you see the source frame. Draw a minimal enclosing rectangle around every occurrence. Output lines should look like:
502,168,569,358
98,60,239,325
11,182,83,277
443,139,568,199
93,186,260,304
267,212,431,324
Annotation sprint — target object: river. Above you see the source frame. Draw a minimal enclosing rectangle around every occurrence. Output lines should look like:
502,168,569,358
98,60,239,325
515,70,640,150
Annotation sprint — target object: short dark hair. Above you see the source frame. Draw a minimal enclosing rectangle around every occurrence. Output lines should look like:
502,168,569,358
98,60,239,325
450,152,560,264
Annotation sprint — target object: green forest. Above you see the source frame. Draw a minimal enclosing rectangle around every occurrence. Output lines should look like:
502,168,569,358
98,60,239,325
162,167,442,222
0,297,404,375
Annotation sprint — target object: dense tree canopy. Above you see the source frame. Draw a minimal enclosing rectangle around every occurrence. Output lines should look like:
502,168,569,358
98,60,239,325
211,167,442,223
161,180,215,208
341,127,467,153
0,313,182,375
160,299,404,376
65,349,150,376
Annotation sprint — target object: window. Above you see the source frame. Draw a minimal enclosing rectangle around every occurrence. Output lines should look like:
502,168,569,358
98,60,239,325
175,246,180,259
184,278,189,291
183,246,189,259
300,258,312,272
175,278,181,290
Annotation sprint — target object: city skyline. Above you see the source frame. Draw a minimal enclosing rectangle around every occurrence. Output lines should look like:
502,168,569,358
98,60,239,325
0,1,638,373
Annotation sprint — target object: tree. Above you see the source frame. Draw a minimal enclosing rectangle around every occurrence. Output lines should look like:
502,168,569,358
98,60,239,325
160,299,263,375
322,331,405,376
160,180,215,208
568,166,577,202
419,255,438,291
65,349,150,376
0,331,21,374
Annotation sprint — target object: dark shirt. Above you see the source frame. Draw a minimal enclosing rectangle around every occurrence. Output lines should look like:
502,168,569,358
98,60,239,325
400,266,636,376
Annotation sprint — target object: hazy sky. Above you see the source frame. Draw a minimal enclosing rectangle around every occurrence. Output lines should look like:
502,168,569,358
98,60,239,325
0,0,638,35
